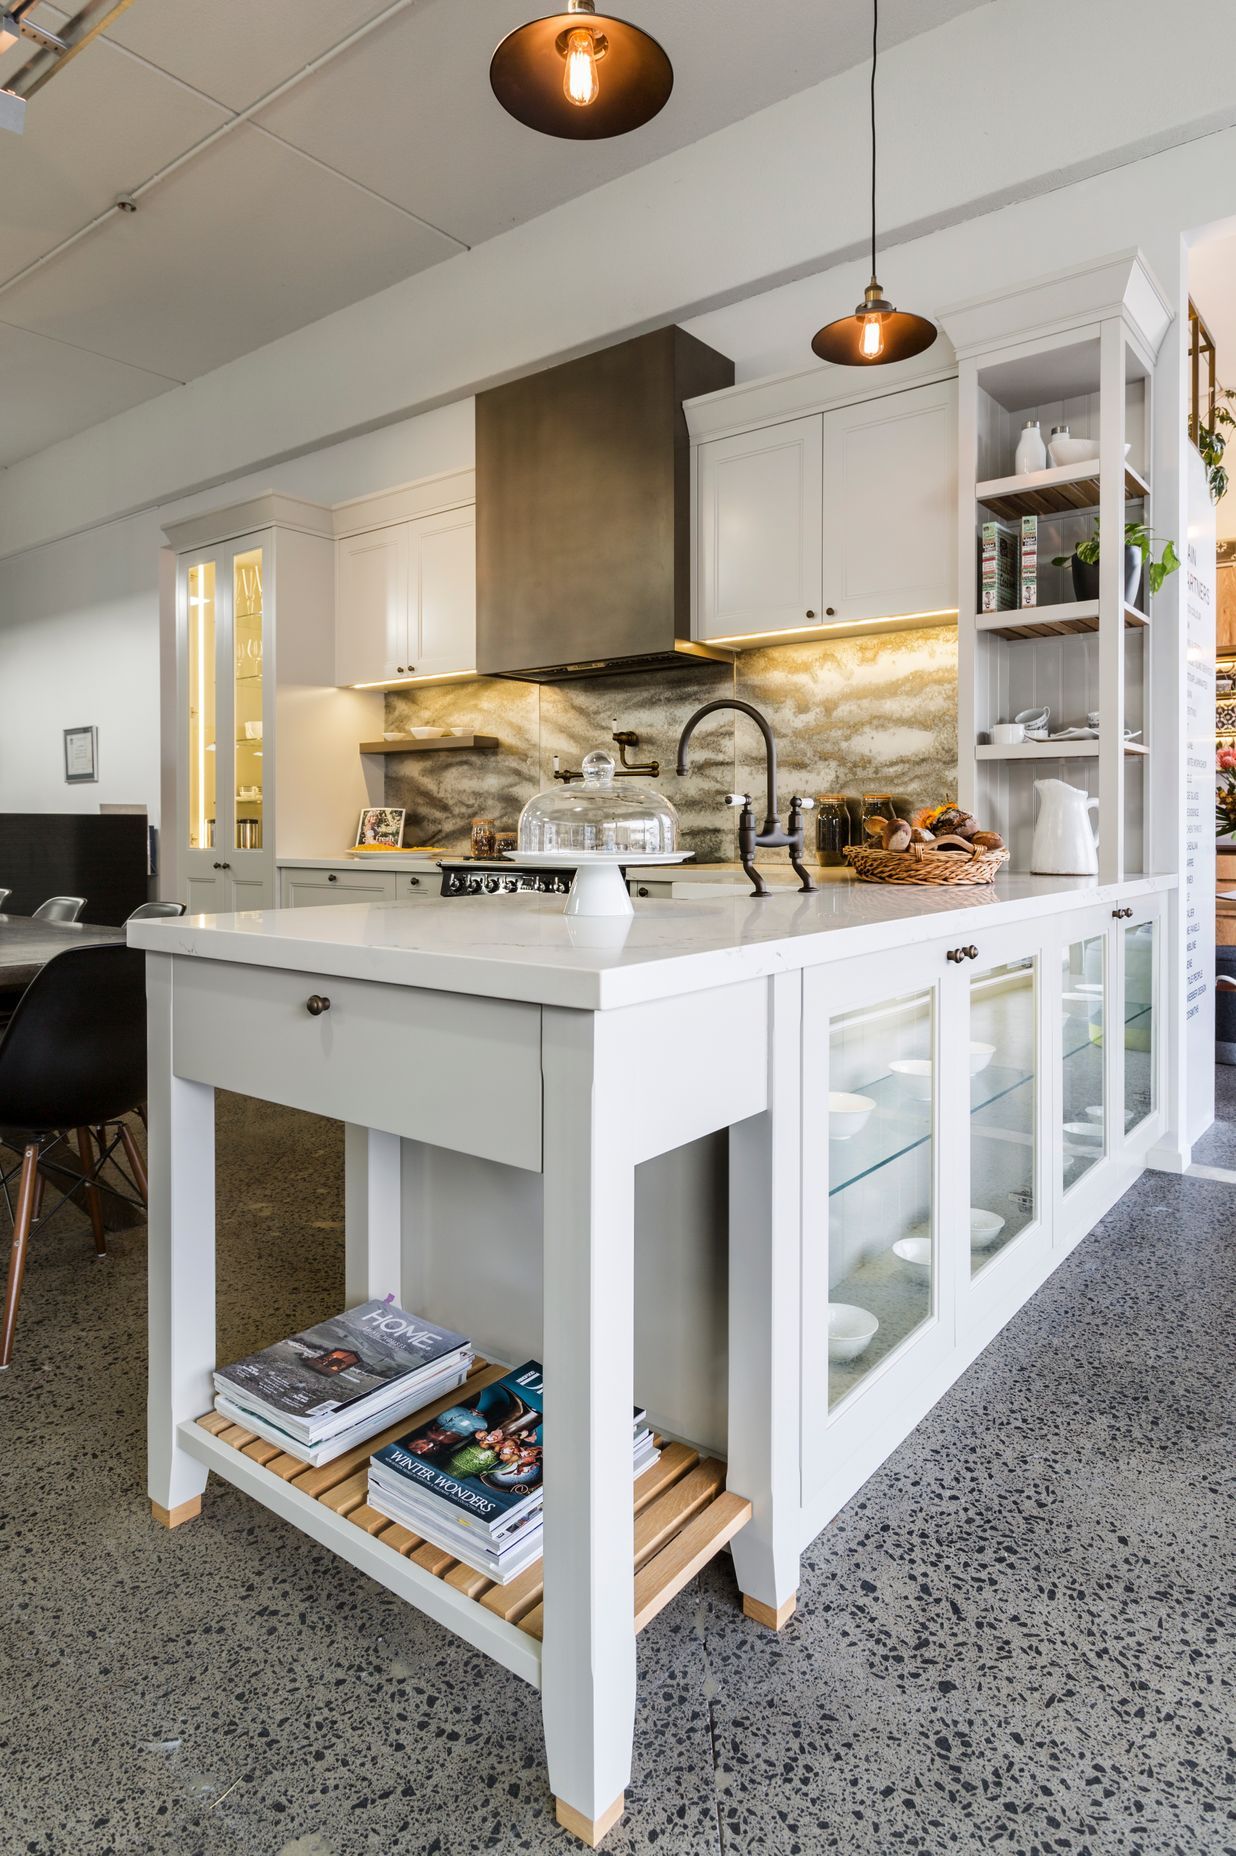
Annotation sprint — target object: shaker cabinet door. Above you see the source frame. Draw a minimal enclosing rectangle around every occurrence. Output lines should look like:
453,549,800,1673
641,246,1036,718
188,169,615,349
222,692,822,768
820,380,958,623
335,526,410,686
697,416,823,640
411,506,477,679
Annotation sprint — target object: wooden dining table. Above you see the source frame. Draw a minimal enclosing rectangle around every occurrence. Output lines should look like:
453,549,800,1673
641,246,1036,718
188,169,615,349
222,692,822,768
0,914,126,990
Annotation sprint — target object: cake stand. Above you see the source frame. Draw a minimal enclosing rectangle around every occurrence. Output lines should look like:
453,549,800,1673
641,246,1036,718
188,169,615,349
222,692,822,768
504,850,693,918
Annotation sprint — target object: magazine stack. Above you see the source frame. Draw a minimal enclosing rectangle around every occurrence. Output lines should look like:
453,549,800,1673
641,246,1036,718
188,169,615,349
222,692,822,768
368,1360,658,1584
213,1300,472,1467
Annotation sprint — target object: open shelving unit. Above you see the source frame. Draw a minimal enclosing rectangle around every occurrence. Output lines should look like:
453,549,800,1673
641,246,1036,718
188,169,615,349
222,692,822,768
185,1358,751,1689
360,734,499,755
945,254,1173,880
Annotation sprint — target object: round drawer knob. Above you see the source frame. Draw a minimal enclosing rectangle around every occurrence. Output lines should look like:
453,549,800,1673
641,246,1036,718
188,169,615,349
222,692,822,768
825,606,836,617
965,945,978,960
306,994,331,1016
409,876,420,887
327,872,338,883
637,885,649,898
805,609,816,620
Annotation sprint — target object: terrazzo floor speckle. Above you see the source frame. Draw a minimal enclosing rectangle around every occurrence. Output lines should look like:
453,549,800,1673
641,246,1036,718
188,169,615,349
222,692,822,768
1,1093,1233,1855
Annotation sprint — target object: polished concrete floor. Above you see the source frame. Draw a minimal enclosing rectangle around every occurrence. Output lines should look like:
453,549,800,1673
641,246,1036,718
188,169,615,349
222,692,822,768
1,1086,1233,1856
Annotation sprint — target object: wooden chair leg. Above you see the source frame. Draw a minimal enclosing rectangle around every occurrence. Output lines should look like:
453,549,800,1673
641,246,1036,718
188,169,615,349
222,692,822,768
74,1127,108,1256
118,1120,149,1207
0,1144,40,1369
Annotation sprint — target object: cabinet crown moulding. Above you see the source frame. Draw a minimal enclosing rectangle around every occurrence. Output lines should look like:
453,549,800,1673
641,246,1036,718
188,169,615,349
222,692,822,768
162,492,334,555
684,358,959,446
938,249,1172,368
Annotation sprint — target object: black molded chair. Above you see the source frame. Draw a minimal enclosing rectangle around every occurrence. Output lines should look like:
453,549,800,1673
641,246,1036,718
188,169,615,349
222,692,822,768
126,901,186,923
32,896,86,923
0,944,148,1368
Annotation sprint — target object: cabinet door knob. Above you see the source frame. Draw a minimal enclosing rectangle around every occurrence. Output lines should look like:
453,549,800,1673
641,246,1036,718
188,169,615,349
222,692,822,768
328,872,338,882
805,609,816,620
947,947,964,963
409,876,420,887
306,994,331,1016
825,606,836,617
212,861,221,870
965,945,979,960
637,885,649,897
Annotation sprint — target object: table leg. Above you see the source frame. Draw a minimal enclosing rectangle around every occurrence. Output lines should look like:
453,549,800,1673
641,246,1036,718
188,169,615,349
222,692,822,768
541,1008,636,1846
146,953,215,1528
344,1124,403,1307
728,970,801,1628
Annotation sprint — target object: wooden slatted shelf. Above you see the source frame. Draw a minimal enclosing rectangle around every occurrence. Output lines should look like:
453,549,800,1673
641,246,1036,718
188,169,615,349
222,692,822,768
975,599,1148,641
190,1359,750,1664
976,458,1149,520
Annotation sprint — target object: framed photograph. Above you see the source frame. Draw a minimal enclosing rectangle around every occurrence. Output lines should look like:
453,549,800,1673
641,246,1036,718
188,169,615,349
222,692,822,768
354,806,406,848
64,726,98,784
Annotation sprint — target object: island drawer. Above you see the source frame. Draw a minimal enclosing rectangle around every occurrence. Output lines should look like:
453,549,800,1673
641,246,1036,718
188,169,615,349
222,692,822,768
169,958,542,1171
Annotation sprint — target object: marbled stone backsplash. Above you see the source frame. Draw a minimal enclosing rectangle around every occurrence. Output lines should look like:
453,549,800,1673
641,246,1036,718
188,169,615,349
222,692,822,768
385,626,958,860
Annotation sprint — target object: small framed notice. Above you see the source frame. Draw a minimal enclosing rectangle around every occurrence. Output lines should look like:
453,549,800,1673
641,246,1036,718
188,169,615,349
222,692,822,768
64,725,98,784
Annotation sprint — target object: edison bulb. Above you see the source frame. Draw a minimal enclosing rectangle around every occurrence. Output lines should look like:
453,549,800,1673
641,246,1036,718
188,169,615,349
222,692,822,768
562,27,600,106
859,313,885,360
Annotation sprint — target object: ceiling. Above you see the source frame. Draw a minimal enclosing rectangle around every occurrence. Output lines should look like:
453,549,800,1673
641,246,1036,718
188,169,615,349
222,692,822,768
0,0,990,470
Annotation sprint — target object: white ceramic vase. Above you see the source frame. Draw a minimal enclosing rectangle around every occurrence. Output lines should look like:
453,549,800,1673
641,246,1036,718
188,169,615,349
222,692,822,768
1014,420,1047,475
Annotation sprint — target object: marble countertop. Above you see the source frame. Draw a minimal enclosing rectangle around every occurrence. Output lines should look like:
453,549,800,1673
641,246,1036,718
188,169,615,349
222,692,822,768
130,872,1176,1012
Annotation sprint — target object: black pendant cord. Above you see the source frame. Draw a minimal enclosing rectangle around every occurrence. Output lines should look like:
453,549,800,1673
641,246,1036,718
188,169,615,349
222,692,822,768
869,0,878,281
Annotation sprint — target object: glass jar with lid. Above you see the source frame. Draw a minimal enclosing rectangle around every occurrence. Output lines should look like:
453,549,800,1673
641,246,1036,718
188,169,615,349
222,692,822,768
519,750,679,857
860,793,896,836
815,795,852,868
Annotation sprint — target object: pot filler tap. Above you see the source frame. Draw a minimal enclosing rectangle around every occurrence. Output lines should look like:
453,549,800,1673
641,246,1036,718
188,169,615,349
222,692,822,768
675,699,816,897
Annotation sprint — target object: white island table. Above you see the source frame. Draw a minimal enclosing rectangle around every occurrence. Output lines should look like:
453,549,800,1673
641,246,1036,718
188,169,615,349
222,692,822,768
132,869,1174,1846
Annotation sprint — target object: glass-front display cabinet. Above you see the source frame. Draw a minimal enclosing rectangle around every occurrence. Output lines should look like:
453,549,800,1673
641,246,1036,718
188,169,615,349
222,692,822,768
1121,912,1158,1136
1061,922,1108,1196
180,533,275,914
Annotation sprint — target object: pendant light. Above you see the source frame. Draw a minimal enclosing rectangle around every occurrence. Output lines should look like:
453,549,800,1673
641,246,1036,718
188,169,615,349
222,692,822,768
811,0,936,366
490,0,673,140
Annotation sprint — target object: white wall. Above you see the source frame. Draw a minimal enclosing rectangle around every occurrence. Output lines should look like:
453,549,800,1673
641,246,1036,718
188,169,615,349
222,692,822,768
0,510,162,822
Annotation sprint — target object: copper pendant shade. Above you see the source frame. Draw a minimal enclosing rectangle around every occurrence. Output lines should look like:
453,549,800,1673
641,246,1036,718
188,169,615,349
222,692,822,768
491,0,673,140
811,0,936,366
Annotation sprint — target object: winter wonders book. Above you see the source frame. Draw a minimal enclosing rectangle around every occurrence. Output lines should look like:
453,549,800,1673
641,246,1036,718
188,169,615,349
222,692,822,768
214,1301,470,1438
372,1361,549,1536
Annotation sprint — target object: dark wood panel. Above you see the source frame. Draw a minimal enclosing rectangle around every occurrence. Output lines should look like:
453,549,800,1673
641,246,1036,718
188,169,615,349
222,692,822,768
0,814,148,924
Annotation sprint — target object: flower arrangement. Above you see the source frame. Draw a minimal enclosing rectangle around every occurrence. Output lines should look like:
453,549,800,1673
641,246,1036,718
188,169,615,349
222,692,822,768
1216,747,1236,839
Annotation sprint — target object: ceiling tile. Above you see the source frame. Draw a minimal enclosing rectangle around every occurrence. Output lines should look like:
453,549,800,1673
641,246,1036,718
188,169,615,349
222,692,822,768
255,0,990,248
0,321,174,468
0,123,461,380
102,0,411,113
0,24,228,285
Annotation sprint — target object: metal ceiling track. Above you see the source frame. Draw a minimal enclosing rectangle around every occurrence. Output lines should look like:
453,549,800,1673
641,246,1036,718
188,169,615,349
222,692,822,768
5,0,135,99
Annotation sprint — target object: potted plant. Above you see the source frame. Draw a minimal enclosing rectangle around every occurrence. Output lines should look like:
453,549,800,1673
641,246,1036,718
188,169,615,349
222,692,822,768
1197,382,1234,503
1052,519,1180,606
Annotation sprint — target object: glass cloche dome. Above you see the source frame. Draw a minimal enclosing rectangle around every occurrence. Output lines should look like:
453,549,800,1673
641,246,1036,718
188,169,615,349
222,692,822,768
518,750,679,857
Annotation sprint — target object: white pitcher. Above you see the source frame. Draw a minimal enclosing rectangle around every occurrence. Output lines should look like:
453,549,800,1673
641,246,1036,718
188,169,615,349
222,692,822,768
1031,778,1099,875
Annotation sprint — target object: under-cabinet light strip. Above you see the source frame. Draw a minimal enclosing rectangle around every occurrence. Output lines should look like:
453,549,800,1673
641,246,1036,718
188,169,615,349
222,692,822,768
350,669,476,689
707,609,958,647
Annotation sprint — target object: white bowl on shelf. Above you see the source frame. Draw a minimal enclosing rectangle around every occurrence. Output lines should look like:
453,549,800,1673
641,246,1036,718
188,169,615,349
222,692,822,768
827,1303,879,1363
828,1091,875,1140
969,1041,996,1075
893,1236,933,1272
1046,436,1132,468
970,1208,1006,1250
889,1058,933,1101
1084,1104,1104,1123
1064,1119,1103,1142
408,726,448,740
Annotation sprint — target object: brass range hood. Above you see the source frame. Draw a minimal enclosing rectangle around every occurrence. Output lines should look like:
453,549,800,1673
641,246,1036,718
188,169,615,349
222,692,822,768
475,326,735,681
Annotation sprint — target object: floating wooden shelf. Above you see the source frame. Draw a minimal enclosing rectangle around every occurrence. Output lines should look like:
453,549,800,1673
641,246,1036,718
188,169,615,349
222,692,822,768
976,600,1149,641
360,735,499,755
185,1358,750,1684
976,738,1148,762
976,459,1150,520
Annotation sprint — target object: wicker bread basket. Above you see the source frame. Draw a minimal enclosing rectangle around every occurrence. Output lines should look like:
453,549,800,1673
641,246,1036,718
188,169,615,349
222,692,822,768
844,841,1009,885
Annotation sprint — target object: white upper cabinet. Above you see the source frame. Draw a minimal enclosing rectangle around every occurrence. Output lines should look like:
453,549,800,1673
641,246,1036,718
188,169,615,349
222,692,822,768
335,526,409,685
415,507,477,679
697,415,824,641
820,380,958,623
334,495,476,688
692,378,957,643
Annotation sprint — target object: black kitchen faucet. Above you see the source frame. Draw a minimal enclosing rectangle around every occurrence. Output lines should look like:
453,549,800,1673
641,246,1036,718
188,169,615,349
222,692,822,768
675,699,816,897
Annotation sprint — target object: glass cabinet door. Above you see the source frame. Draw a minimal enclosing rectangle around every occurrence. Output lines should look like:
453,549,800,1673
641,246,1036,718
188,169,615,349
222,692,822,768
187,559,217,853
1062,932,1106,1189
232,545,265,855
826,986,936,1409
968,955,1037,1271
1123,917,1157,1133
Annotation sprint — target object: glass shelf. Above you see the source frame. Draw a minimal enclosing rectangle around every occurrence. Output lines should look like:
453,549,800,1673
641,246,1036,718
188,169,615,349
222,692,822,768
829,1061,1031,1197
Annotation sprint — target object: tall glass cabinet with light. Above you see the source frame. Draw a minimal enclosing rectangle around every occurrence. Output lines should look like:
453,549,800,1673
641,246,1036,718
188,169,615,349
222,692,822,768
169,496,381,914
